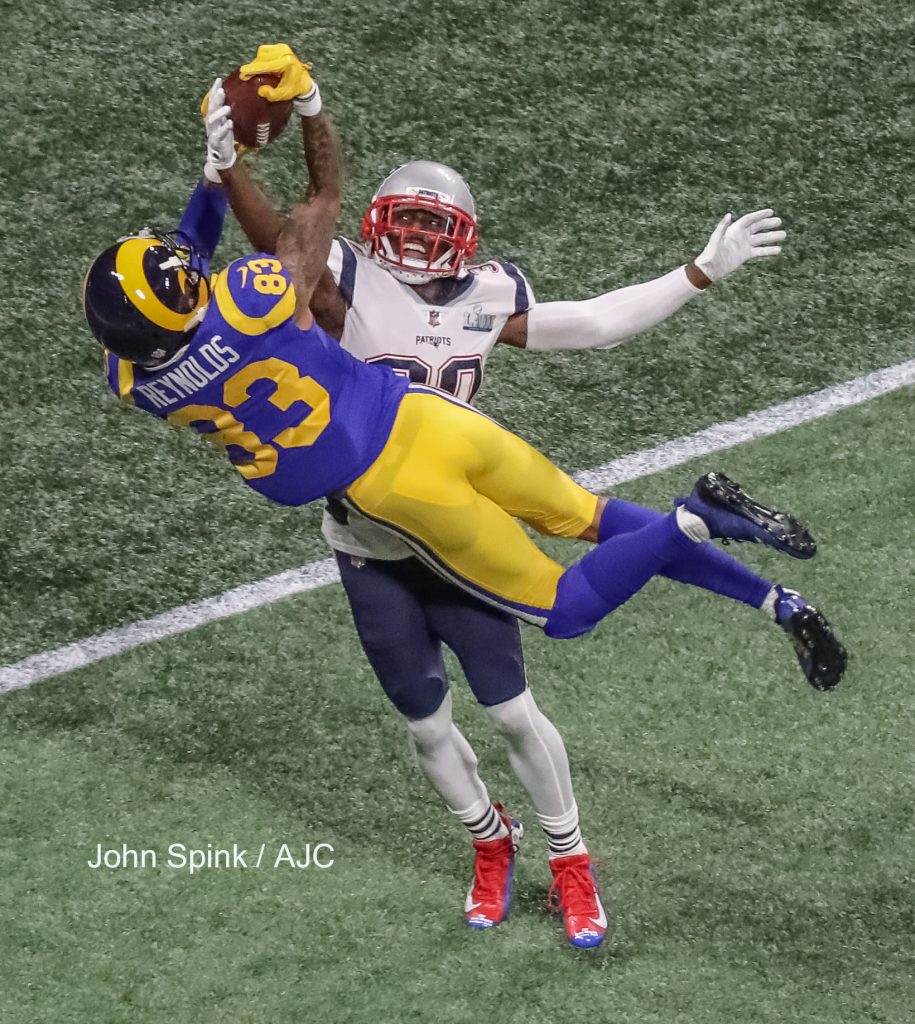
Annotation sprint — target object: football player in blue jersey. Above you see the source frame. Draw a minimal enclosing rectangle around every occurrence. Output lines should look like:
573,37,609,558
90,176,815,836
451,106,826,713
84,47,847,949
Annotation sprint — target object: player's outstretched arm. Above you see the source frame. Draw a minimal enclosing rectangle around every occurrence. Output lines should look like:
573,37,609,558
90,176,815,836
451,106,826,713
276,99,343,329
498,208,786,351
200,77,286,253
236,45,347,334
202,58,337,256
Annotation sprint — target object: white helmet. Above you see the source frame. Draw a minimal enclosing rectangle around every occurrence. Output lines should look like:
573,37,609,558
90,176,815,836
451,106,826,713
361,160,479,284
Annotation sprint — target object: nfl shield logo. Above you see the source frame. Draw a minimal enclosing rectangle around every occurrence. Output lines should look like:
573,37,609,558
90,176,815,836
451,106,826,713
427,310,441,327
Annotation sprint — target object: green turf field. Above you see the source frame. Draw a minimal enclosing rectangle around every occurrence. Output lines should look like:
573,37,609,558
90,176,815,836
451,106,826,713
4,1,915,1020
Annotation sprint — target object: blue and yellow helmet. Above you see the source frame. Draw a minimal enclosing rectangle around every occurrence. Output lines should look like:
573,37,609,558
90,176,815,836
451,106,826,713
83,230,210,367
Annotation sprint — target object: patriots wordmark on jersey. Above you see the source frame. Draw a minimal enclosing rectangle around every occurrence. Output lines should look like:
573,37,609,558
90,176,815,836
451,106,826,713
321,237,535,560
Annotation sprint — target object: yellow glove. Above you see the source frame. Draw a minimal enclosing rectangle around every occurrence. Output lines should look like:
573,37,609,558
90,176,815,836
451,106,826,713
240,43,314,102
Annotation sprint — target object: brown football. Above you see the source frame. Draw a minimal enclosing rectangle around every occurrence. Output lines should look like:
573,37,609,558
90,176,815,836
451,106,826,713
222,68,293,149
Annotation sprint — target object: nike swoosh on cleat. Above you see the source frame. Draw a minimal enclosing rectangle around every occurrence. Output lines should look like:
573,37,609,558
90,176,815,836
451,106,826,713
588,904,607,930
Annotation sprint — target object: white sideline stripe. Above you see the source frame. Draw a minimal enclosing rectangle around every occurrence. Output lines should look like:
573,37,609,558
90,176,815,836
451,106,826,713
0,560,339,695
4,357,915,695
572,358,915,490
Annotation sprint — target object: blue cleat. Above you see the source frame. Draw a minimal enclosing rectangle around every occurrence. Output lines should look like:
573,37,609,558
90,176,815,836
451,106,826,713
683,472,817,559
774,586,847,690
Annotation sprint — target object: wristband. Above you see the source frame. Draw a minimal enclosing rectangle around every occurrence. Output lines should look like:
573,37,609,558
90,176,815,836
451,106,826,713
293,83,322,117
203,160,224,184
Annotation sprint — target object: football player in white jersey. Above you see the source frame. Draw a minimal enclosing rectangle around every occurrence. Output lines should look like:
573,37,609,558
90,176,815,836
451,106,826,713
212,65,840,948
313,161,803,948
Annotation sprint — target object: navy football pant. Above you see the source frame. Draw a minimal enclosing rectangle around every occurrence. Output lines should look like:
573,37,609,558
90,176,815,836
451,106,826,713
335,551,528,719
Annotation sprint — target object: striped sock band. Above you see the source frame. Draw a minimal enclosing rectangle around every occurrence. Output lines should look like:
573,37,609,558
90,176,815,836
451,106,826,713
454,798,509,842
538,803,587,859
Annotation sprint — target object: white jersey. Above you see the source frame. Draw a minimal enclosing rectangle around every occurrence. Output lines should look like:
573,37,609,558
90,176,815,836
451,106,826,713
322,237,535,560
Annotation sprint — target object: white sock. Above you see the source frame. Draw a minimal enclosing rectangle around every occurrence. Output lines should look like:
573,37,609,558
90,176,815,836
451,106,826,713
539,804,588,859
405,692,492,822
761,585,779,621
485,689,587,856
675,505,711,543
451,797,510,842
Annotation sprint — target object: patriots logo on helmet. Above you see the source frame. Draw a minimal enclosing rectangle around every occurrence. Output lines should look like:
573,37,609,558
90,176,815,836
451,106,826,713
411,187,449,202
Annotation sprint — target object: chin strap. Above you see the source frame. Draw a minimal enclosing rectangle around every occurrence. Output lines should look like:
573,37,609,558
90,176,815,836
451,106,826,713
186,303,209,329
372,251,441,285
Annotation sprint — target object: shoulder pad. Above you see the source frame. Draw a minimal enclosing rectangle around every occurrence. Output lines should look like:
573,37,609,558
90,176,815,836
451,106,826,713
213,254,296,335
498,260,534,312
467,259,534,312
326,238,344,281
327,236,362,308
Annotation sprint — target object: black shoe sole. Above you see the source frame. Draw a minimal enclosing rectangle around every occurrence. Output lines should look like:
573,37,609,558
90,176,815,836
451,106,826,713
696,472,817,560
787,606,848,690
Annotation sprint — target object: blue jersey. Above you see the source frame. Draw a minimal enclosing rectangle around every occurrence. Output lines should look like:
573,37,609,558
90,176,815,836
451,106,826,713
106,252,409,505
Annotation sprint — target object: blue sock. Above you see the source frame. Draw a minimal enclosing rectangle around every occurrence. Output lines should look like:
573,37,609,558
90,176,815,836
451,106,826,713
598,499,772,609
545,511,696,638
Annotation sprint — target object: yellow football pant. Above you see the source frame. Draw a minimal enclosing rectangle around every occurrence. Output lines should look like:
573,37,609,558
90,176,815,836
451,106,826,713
345,391,600,624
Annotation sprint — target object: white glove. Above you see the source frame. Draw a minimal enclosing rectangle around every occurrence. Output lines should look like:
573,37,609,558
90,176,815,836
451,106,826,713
203,78,236,182
694,208,786,282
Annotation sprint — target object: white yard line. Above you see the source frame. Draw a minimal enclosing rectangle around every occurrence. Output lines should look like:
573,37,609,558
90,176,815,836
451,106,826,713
4,357,915,695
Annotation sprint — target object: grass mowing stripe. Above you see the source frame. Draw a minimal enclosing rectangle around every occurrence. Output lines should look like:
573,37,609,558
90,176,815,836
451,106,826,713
573,355,915,490
4,355,915,694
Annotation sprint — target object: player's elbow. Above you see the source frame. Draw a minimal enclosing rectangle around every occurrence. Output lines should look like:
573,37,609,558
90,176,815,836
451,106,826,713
306,188,342,218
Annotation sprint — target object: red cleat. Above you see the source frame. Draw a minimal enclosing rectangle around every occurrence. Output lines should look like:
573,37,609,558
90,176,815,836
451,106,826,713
548,853,607,948
464,805,523,929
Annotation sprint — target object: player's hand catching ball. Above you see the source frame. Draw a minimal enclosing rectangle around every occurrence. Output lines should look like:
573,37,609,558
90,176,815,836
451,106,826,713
203,78,237,180
240,43,322,116
694,209,786,282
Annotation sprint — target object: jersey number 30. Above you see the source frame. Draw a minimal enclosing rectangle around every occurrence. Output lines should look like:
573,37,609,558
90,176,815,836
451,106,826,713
366,354,483,402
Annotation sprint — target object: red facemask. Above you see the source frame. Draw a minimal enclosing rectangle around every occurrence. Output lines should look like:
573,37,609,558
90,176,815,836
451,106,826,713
361,192,478,280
